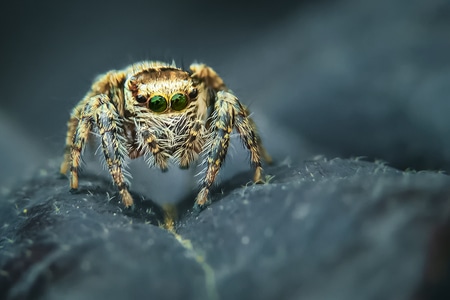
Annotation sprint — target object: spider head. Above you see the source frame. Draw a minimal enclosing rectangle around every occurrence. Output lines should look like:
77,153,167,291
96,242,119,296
125,67,199,114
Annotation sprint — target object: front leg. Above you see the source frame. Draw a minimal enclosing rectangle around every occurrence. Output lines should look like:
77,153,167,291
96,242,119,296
95,95,132,207
70,94,133,207
195,92,232,208
195,91,268,208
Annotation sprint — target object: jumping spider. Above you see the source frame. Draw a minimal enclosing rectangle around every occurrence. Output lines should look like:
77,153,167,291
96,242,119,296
60,61,272,209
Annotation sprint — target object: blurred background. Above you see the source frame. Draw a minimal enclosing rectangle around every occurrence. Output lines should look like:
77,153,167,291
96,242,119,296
1,0,449,202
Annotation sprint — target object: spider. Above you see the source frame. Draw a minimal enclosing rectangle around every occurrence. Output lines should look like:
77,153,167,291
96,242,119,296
60,61,272,209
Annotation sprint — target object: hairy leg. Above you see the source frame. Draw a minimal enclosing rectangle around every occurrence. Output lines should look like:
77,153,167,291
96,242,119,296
234,102,272,182
70,94,132,207
68,99,97,190
94,95,132,207
139,128,171,171
189,63,227,91
60,107,82,175
177,119,205,169
191,64,271,208
195,91,234,208
61,70,126,175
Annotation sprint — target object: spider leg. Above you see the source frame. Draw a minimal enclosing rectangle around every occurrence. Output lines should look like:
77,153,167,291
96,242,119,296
70,94,133,207
190,63,272,168
178,119,204,169
94,95,132,207
61,70,126,176
195,91,235,208
60,107,82,175
68,100,95,190
140,129,170,171
191,64,271,208
234,103,273,182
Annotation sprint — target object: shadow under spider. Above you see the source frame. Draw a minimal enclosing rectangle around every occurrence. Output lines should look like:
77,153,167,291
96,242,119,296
66,165,278,226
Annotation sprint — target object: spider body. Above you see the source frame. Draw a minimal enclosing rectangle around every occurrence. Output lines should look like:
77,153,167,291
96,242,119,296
60,61,271,208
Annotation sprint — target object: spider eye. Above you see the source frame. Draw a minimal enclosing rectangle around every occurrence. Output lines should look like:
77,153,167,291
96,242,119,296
171,93,188,111
136,95,147,103
188,88,198,99
149,95,168,112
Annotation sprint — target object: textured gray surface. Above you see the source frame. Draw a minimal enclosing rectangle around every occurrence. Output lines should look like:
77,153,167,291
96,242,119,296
1,159,450,299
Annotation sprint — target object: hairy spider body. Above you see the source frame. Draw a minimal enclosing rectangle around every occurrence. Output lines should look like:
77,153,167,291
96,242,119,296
60,61,271,209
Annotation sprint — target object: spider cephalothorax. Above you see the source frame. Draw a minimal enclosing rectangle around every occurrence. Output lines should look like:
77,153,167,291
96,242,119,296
60,61,271,209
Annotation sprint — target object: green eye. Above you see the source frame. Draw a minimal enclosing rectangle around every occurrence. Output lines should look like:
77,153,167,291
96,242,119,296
171,93,188,111
149,95,167,112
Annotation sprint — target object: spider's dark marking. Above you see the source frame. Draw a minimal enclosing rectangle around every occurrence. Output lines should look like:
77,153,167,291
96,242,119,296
189,88,198,99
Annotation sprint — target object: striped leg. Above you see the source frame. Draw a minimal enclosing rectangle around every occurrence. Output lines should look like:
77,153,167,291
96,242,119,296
195,91,269,209
60,107,82,176
234,103,272,182
194,91,235,208
140,129,170,171
177,119,204,169
68,102,94,191
70,94,133,207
